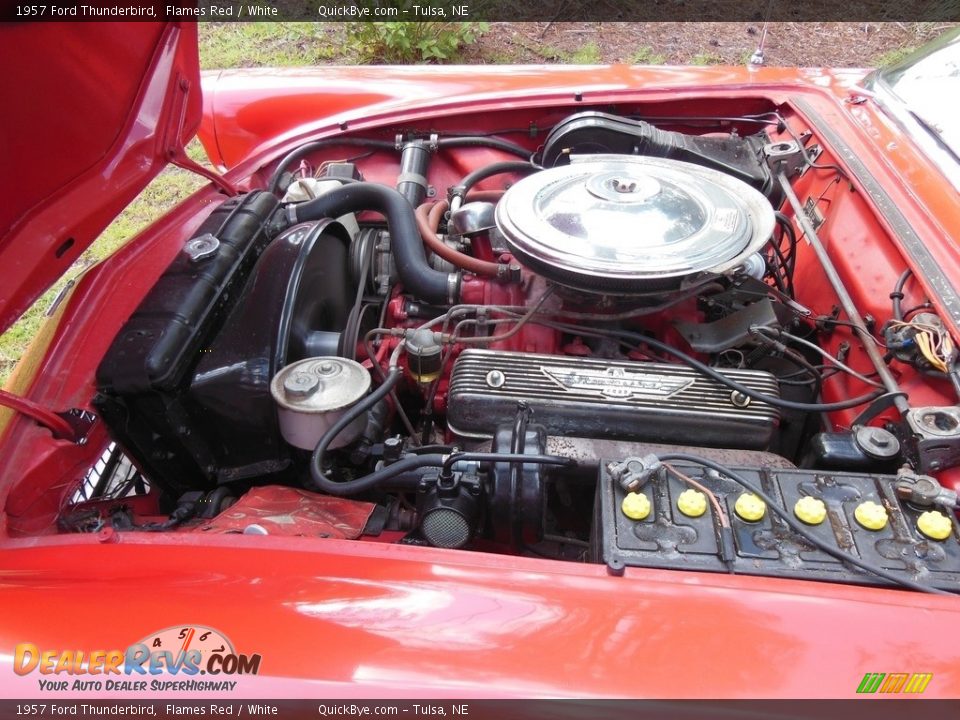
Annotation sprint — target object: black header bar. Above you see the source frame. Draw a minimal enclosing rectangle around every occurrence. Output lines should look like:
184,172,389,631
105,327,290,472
3,0,959,22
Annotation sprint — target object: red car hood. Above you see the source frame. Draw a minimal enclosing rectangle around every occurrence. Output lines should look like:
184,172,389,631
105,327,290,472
0,21,201,333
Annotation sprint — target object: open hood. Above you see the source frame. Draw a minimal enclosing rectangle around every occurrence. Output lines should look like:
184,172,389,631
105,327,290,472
0,22,202,333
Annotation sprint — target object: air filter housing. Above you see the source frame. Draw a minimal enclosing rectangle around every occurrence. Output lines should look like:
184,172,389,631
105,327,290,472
495,155,775,294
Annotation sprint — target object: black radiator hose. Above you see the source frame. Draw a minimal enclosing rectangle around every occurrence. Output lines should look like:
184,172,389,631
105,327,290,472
284,183,459,305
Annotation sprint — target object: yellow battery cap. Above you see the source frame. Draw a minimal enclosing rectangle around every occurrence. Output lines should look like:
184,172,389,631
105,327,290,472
621,492,651,521
794,496,827,525
854,501,888,530
677,489,707,518
734,493,766,522
917,510,953,540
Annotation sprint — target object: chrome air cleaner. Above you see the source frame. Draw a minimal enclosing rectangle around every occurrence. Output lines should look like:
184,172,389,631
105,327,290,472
495,155,775,294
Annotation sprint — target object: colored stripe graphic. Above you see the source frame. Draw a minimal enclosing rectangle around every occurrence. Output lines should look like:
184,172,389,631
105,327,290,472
857,673,885,694
857,672,932,694
880,673,908,693
904,673,933,694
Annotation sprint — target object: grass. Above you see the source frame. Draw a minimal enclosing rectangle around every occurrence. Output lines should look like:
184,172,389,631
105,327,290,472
480,48,517,64
527,42,567,62
527,41,603,64
873,46,916,68
198,23,339,68
630,46,667,65
569,41,602,64
689,52,725,66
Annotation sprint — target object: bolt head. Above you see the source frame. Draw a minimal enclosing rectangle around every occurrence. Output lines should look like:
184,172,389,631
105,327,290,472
485,370,506,389
283,371,320,398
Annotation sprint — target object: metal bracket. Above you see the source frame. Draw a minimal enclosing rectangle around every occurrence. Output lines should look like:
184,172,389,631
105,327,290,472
904,406,960,473
764,140,805,177
674,298,781,353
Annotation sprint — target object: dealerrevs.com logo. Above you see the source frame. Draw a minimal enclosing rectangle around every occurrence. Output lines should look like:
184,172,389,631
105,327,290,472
13,625,261,693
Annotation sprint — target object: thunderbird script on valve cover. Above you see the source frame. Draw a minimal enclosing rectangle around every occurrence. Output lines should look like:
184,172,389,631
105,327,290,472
2,21,960,699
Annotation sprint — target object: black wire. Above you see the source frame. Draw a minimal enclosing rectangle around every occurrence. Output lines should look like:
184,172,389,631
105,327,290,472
812,317,889,350
410,444,457,454
767,235,793,298
542,534,591,549
440,452,576,476
776,112,851,179
436,136,531,159
310,368,403,495
903,302,934,319
780,363,881,384
774,211,798,278
268,138,397,194
778,376,821,387
654,453,950,596
891,268,912,321
777,344,823,398
763,214,797,299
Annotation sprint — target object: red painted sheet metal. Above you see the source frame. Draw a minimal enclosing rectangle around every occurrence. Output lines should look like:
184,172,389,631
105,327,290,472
0,22,202,333
0,534,958,698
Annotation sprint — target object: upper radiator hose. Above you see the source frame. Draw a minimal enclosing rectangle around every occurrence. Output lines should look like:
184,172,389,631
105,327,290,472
279,183,459,305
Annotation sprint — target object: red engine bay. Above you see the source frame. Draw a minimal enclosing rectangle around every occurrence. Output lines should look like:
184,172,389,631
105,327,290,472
6,87,960,596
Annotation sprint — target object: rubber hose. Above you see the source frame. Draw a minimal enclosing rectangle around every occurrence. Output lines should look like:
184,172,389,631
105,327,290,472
415,190,506,277
416,202,501,277
291,183,457,305
448,160,540,203
310,368,403,495
436,136,531,159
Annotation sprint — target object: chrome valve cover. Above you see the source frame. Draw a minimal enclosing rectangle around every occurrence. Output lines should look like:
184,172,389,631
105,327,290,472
448,350,780,449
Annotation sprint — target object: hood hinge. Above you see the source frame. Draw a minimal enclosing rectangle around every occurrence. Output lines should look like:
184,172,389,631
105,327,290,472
169,148,238,196
165,72,238,196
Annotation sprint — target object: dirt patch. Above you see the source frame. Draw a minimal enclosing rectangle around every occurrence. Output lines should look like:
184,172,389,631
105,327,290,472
461,22,956,66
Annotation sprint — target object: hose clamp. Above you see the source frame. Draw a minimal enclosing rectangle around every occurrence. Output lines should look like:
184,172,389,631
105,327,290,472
397,172,429,190
447,273,461,304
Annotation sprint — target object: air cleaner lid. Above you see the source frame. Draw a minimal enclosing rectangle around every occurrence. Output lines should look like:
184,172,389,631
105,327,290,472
495,155,775,293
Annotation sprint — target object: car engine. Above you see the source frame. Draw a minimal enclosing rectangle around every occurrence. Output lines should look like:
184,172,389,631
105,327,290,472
81,108,960,593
